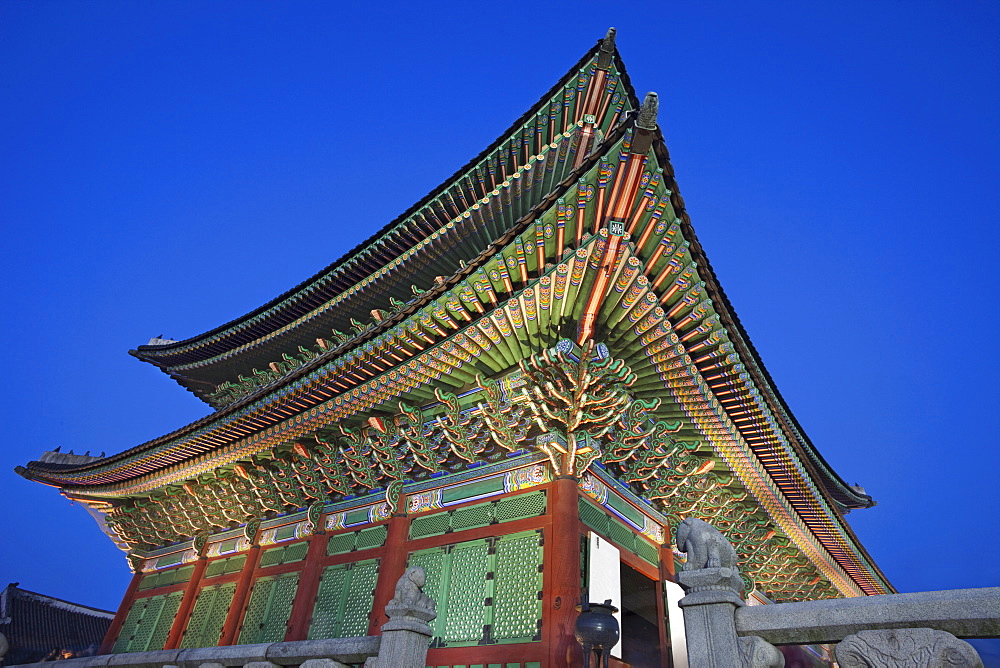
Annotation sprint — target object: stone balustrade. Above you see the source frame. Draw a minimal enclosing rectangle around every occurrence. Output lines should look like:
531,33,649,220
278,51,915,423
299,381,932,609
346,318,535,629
736,586,1000,645
7,567,435,668
673,517,999,667
5,637,379,668
9,524,1000,668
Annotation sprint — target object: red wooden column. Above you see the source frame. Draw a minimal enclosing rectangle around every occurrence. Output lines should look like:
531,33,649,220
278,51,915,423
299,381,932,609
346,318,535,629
220,526,263,646
368,497,409,635
545,475,583,667
659,541,676,582
284,527,328,641
164,555,209,649
99,566,145,654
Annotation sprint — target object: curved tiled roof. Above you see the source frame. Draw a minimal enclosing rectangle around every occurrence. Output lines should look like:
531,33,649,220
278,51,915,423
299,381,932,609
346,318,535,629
20,32,891,600
0,584,112,665
131,36,637,405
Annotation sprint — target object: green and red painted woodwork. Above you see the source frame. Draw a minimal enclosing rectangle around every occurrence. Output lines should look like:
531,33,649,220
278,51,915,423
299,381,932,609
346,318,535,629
29,34,898,667
101,456,672,662
105,460,676,663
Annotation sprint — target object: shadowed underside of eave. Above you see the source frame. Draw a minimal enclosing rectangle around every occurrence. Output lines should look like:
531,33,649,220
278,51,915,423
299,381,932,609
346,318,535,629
20,114,637,488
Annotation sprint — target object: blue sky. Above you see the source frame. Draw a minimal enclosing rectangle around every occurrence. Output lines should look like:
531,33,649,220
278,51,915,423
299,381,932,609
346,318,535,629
2,0,998,659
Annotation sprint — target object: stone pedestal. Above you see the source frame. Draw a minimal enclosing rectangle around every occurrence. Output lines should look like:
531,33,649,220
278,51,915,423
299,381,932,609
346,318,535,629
677,567,748,668
364,567,436,668
300,659,350,668
674,518,784,668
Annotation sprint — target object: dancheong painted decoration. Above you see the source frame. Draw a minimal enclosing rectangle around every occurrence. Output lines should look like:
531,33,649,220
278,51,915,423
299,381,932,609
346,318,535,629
18,29,891,667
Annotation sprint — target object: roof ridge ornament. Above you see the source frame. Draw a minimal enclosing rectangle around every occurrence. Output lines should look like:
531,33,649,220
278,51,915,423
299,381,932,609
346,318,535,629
636,92,659,131
629,92,660,156
601,27,616,52
597,27,616,69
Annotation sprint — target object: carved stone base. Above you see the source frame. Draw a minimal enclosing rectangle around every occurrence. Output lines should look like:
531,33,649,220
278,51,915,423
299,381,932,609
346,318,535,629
835,628,983,667
677,566,746,605
739,635,784,668
300,660,350,668
677,567,783,667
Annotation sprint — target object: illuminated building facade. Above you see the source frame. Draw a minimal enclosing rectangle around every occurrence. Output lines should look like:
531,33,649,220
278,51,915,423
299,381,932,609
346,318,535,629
18,30,891,668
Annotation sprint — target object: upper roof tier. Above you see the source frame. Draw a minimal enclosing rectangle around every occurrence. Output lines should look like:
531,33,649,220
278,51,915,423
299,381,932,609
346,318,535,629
131,33,635,408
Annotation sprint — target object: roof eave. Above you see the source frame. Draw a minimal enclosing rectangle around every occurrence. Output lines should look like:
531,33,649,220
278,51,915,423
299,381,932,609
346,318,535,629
19,117,637,489
130,38,614,369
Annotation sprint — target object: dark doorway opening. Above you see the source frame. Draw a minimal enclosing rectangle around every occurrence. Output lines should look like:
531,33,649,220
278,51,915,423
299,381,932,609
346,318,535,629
619,562,663,668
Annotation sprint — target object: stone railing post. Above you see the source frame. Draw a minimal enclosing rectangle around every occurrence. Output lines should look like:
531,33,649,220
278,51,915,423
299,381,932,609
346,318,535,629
365,566,437,668
674,518,783,668
673,518,990,667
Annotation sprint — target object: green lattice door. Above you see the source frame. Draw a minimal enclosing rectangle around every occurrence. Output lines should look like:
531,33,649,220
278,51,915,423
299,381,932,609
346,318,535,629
308,558,380,639
492,531,546,642
111,597,147,653
407,529,543,647
238,572,300,644
180,581,237,648
111,590,184,653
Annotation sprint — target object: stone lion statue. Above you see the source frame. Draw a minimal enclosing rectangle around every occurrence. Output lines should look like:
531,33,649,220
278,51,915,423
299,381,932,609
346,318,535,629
675,517,738,571
392,566,435,611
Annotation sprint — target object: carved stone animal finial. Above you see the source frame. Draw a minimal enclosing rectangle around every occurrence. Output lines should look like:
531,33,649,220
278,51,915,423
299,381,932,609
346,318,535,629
673,518,784,667
392,566,435,612
368,567,437,668
676,517,739,571
636,92,659,131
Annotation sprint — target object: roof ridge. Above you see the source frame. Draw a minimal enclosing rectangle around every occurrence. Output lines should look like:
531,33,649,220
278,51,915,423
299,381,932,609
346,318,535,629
2,584,115,619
